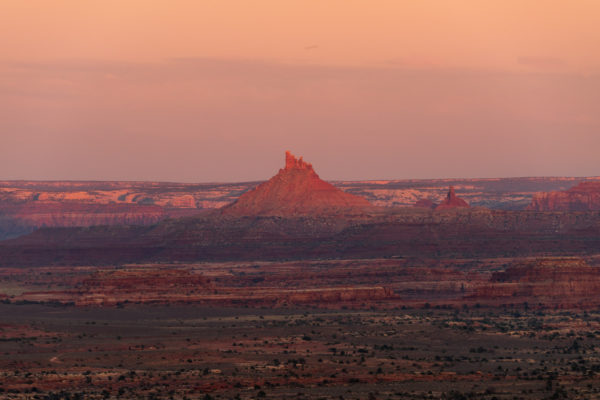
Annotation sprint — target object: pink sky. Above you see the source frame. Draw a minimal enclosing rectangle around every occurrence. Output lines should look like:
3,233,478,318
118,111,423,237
1,1,599,181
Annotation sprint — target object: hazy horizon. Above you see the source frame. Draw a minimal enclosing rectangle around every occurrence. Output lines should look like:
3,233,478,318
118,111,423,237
2,1,599,182
2,167,600,185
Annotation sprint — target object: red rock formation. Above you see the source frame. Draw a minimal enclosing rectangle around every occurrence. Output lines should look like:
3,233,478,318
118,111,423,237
527,182,600,211
2,177,599,240
221,151,372,216
473,257,600,306
435,186,469,210
414,198,437,209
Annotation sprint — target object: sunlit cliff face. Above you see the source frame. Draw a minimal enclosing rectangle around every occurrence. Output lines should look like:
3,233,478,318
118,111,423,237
1,1,600,182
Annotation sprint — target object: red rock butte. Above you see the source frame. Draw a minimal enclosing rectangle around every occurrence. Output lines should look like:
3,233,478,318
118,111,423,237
528,181,600,211
221,151,372,216
435,186,470,210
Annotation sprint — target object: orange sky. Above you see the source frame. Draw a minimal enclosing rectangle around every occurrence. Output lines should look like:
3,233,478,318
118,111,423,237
1,1,599,181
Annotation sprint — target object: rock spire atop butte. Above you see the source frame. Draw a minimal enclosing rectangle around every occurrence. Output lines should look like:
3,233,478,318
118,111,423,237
285,150,312,170
436,186,470,210
222,151,371,216
414,186,470,210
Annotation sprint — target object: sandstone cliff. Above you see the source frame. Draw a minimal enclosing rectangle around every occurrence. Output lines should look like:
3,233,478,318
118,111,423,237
474,257,600,306
528,182,600,211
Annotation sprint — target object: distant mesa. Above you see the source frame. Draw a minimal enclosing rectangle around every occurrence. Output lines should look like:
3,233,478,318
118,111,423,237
527,181,600,211
413,198,437,209
221,151,372,216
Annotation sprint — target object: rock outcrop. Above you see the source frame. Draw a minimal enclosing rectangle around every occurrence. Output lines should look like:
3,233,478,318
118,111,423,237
473,257,600,307
414,198,437,209
527,182,600,211
221,151,372,216
435,186,470,210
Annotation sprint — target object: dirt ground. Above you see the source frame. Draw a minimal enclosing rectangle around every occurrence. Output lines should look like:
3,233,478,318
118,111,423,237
2,303,600,399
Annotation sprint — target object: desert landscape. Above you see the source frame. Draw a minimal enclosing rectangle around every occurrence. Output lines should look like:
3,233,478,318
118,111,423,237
2,152,600,399
3,2,600,399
